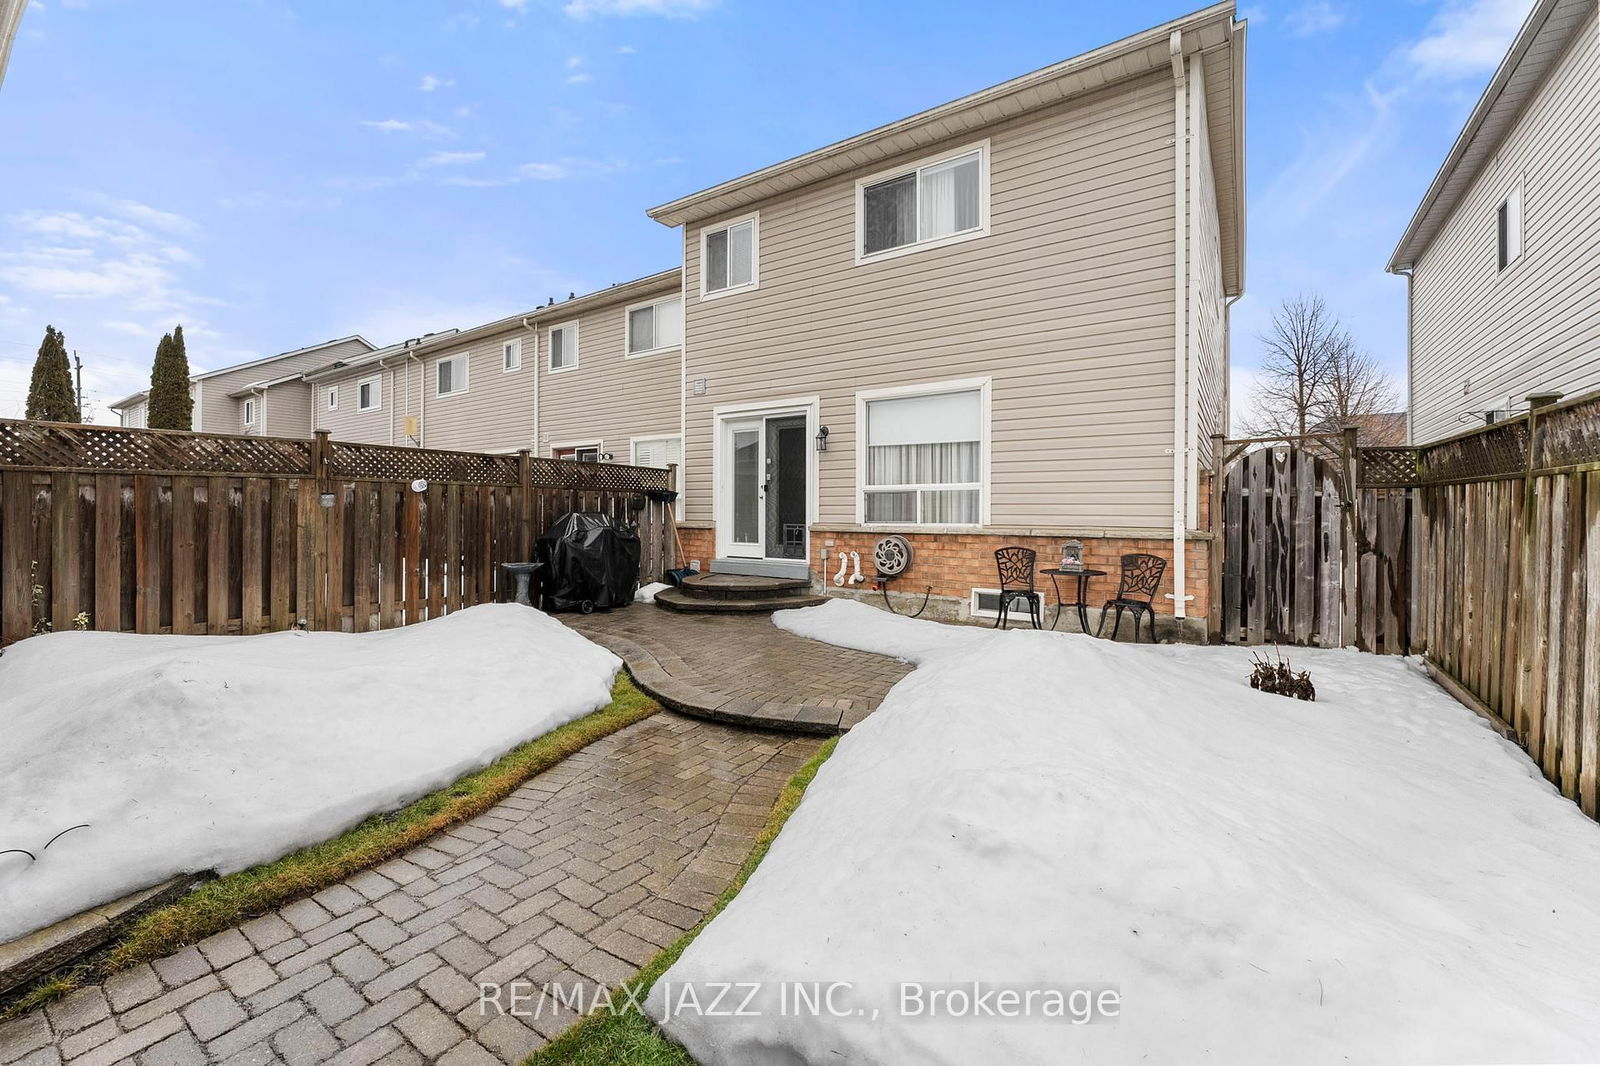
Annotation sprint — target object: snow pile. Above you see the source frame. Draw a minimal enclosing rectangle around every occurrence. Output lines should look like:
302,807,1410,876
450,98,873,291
654,598,1600,1064
635,581,672,604
0,604,618,943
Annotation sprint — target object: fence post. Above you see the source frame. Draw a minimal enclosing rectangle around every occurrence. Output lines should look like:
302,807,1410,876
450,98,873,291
311,430,332,630
1341,425,1362,648
666,462,679,574
517,449,534,562
1208,434,1225,643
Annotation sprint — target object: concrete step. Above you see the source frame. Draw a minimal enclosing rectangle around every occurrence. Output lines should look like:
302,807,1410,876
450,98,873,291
677,572,813,599
709,557,811,580
655,588,829,613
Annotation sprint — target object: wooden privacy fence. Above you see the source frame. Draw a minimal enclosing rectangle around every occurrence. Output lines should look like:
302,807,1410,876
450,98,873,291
0,420,676,644
1210,430,1413,653
1407,390,1600,816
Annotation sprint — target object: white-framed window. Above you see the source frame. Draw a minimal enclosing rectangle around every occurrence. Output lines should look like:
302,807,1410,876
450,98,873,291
357,375,381,412
548,322,579,371
857,378,989,526
625,296,683,356
630,435,682,469
969,588,1037,621
700,214,758,298
1496,178,1523,272
325,385,339,410
502,338,522,372
856,141,989,264
554,442,601,462
436,354,469,397
240,398,258,426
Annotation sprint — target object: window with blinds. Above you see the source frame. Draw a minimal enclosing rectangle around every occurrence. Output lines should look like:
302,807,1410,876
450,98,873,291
702,217,757,296
627,296,683,355
548,324,578,370
860,146,986,260
861,386,984,525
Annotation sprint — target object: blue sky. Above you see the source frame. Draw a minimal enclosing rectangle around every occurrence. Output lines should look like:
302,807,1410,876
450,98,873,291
0,0,1535,423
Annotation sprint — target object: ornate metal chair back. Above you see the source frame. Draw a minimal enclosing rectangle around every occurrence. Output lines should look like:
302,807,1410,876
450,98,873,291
1115,553,1166,604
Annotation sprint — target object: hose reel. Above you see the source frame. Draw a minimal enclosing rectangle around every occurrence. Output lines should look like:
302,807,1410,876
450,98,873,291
870,534,930,617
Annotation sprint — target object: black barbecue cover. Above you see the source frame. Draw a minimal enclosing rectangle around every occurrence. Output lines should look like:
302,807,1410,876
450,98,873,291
535,512,642,611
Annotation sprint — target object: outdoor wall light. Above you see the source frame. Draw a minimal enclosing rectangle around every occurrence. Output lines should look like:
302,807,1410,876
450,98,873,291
815,426,830,452
411,479,429,493
600,452,615,461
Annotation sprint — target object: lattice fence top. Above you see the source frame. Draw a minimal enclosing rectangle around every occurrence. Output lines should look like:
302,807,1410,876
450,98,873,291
527,455,672,492
0,420,312,475
1413,389,1600,484
1534,393,1600,473
1359,447,1419,488
329,441,520,485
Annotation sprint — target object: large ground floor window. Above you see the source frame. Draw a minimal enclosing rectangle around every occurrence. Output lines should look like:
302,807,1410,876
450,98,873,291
859,379,987,526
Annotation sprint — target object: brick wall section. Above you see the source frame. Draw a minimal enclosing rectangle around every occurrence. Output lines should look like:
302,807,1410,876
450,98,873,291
811,531,1211,619
675,526,715,571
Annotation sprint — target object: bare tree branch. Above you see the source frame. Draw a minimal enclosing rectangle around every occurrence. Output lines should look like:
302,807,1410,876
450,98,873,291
1241,294,1399,439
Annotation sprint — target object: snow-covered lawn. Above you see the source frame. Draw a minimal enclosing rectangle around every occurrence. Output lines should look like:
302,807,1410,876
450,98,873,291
0,604,618,944
651,599,1600,1065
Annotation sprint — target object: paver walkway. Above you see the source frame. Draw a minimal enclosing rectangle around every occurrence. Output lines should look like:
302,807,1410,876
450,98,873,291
0,715,821,1066
563,607,912,733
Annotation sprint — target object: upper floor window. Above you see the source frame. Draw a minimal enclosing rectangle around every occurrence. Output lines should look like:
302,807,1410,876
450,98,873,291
701,215,758,298
502,338,522,372
858,378,988,526
858,143,988,263
240,398,258,426
357,375,381,412
436,354,468,397
325,385,339,410
626,296,683,356
1496,179,1523,272
548,323,579,371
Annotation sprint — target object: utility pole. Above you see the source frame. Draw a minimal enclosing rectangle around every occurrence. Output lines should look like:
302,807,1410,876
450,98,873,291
73,350,84,421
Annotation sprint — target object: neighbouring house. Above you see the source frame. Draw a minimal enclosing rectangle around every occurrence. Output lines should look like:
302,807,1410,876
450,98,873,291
645,1,1245,634
109,335,377,436
1388,0,1599,444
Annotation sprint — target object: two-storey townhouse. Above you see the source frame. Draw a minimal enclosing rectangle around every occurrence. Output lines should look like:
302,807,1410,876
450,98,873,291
644,2,1245,635
303,271,684,467
109,335,376,436
1389,0,1600,444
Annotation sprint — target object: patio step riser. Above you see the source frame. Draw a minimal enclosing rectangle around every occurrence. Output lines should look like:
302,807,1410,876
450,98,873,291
655,590,830,614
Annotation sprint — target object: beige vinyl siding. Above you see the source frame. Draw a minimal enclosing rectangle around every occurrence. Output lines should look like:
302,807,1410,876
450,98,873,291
117,401,148,428
1189,59,1227,463
1410,8,1600,444
198,337,374,436
316,366,399,445
421,331,536,453
682,69,1179,531
537,282,683,461
263,383,312,438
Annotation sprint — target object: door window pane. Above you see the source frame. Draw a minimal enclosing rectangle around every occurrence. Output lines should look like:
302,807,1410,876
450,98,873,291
732,428,760,544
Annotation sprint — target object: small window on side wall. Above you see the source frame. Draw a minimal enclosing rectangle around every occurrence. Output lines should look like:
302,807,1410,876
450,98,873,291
502,338,522,371
627,296,683,355
548,324,578,370
357,375,381,412
702,217,757,297
1496,180,1523,272
241,398,257,426
326,386,339,410
437,354,468,396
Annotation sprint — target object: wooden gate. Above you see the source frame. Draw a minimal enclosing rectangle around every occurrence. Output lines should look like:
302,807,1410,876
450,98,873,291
1219,444,1345,646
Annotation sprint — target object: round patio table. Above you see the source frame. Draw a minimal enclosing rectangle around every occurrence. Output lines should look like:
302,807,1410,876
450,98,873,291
1039,567,1107,634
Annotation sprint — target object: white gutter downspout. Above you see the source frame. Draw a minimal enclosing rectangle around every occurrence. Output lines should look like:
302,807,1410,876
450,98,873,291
405,342,425,448
1169,29,1189,621
679,228,690,522
523,316,539,454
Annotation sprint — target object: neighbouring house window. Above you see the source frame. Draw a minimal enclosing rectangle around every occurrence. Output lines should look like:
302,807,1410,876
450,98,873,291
437,354,468,396
1497,180,1523,272
548,323,578,370
502,338,522,371
631,435,682,469
702,217,757,296
626,296,683,355
326,386,339,410
241,398,257,426
357,375,381,412
861,385,984,525
860,146,985,259
556,444,601,462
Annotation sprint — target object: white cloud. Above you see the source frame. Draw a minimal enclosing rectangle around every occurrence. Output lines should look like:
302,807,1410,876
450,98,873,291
565,55,584,69
563,0,715,18
360,117,452,136
1406,0,1534,81
1237,5,1266,25
419,74,453,92
566,72,592,85
616,44,637,54
1286,1,1344,37
418,151,485,167
362,118,413,133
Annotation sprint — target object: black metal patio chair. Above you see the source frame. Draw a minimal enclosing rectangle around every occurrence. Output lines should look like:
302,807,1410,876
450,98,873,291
993,546,1044,630
1096,553,1167,643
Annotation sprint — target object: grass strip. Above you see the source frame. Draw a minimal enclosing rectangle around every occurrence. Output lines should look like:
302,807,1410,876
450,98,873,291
2,673,658,1020
526,735,839,1066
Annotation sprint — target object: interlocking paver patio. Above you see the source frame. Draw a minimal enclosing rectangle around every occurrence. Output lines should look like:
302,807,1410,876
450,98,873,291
564,604,913,733
0,715,821,1065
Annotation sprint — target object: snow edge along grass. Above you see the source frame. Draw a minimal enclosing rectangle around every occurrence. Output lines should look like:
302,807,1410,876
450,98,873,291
524,735,840,1066
0,673,661,1022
